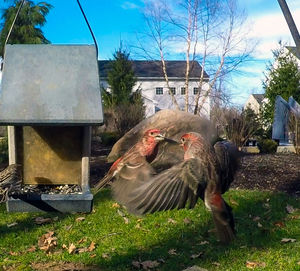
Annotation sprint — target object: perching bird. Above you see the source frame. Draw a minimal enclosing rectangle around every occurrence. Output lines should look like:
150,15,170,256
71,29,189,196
94,129,166,197
119,132,237,244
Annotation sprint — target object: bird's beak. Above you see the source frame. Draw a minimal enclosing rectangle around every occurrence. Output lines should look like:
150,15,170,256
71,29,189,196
155,133,166,141
162,135,181,145
166,138,181,145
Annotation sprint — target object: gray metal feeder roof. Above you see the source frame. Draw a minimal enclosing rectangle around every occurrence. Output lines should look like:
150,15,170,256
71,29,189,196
0,44,103,125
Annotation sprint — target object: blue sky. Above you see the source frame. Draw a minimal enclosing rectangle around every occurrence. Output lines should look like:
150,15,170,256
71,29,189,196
1,0,300,106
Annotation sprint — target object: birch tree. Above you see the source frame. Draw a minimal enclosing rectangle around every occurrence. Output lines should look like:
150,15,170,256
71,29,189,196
137,0,254,115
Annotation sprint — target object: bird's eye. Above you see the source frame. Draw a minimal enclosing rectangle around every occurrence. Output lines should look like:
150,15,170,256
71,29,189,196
150,132,154,136
181,138,185,143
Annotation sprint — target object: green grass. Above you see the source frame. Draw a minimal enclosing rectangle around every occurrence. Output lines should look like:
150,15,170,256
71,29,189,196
0,189,299,271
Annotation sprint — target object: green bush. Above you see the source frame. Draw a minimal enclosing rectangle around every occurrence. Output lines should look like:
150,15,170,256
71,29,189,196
0,136,8,164
257,139,278,153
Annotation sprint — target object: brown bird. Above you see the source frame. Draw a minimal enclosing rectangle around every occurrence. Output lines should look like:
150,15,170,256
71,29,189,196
121,132,237,244
94,129,166,198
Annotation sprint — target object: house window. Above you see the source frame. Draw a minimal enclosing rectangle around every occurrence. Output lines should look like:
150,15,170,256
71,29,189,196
181,87,186,95
156,87,163,95
193,87,199,95
169,87,176,95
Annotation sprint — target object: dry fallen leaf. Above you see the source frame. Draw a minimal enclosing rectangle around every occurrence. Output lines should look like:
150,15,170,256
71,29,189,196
76,216,85,222
252,216,260,222
274,221,285,228
257,222,263,228
88,241,96,252
65,225,72,231
141,260,160,270
90,254,97,258
199,241,209,245
112,202,120,208
102,253,110,259
27,246,36,252
212,262,221,266
123,216,129,224
183,218,191,224
135,223,141,229
9,251,18,256
34,217,52,225
168,218,177,224
229,197,239,206
77,247,89,253
132,260,160,270
168,249,177,255
67,243,76,254
281,238,296,243
190,252,204,259
117,209,126,217
38,231,57,254
77,237,86,244
246,261,266,269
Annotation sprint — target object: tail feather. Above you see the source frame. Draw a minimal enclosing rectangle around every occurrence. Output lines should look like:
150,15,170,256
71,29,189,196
211,200,235,244
93,173,113,194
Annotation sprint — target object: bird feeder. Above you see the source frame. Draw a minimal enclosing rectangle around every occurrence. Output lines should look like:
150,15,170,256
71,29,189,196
0,44,103,212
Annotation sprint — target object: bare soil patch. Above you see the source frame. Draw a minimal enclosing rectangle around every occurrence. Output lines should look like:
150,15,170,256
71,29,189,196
91,141,300,196
232,153,300,196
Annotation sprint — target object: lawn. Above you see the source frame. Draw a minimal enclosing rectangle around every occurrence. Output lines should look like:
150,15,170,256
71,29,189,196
0,189,299,271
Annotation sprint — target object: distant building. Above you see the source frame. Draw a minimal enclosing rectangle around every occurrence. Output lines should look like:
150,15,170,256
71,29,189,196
244,94,266,115
98,60,210,118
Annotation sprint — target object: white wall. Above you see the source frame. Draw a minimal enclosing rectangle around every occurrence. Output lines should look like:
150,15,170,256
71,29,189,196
100,78,211,118
244,95,260,114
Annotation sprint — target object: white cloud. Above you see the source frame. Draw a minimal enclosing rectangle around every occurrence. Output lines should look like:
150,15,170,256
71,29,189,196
121,1,140,10
248,8,300,58
249,10,300,39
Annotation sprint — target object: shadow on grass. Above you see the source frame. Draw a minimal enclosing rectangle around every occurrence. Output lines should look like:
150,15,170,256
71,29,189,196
0,189,298,271
0,190,112,238
91,189,298,271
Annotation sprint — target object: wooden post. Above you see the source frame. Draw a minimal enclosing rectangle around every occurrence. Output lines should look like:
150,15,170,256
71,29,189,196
82,126,91,193
7,126,16,165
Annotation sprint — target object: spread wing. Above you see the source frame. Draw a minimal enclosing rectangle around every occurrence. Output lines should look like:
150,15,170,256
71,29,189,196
213,141,239,193
111,157,155,206
120,158,207,215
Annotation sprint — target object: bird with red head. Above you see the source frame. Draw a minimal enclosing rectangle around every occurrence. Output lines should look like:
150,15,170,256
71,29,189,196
94,128,165,193
124,132,237,244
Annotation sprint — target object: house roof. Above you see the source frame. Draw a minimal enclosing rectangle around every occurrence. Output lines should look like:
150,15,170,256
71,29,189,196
98,60,209,79
252,94,265,104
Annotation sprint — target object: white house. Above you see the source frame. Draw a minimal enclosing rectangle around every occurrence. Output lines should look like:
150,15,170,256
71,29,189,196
244,94,266,115
98,60,210,118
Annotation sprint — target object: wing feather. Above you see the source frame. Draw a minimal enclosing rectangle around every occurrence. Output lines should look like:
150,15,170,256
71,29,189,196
124,158,207,214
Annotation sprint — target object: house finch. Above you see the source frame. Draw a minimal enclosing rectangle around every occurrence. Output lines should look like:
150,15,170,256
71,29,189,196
94,129,166,197
122,132,237,244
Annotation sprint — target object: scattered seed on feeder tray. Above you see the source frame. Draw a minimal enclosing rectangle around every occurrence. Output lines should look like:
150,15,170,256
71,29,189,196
8,184,82,196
